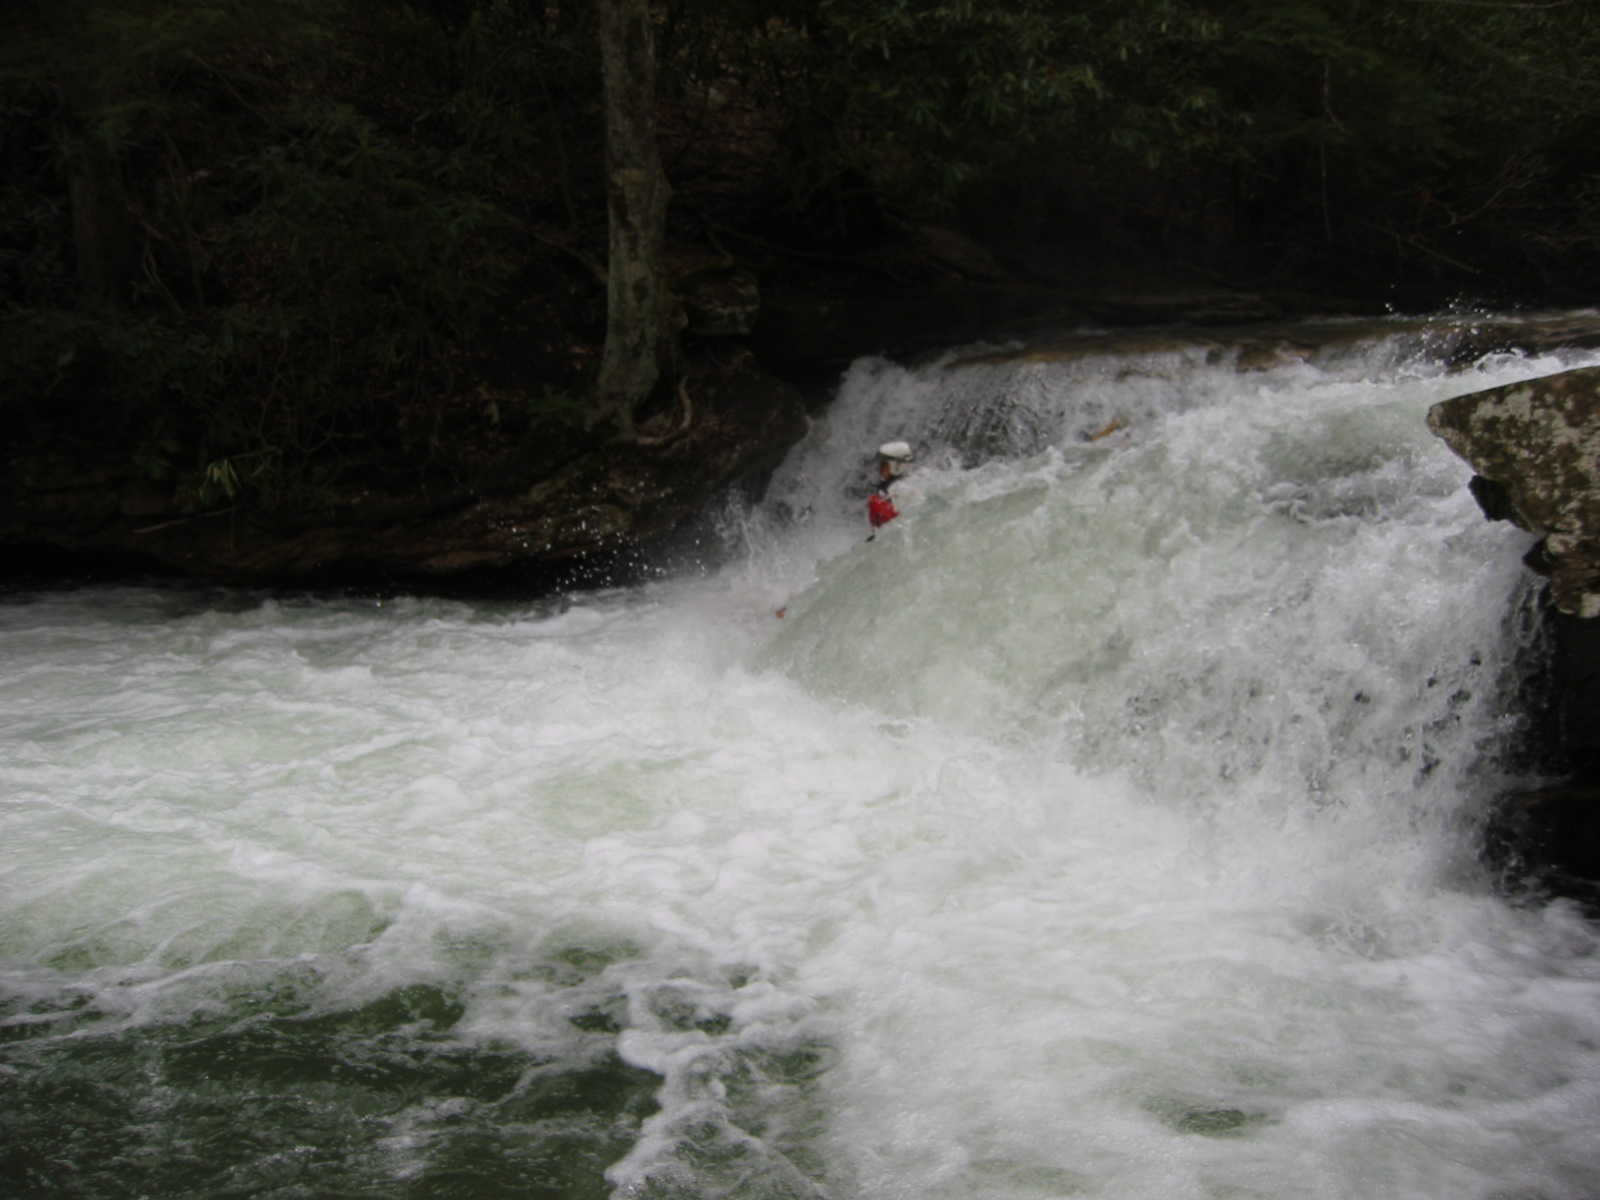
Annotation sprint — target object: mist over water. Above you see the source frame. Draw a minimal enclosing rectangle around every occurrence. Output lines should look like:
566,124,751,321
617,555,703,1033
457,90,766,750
6,319,1600,1199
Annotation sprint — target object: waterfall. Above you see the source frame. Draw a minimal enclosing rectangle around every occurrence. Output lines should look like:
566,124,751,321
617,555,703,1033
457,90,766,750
4,320,1600,1200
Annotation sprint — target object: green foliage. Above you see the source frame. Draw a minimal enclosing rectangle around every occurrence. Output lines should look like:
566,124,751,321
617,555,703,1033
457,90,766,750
659,0,1600,286
673,0,1242,215
6,0,1600,532
1,0,600,511
1191,0,1600,275
767,0,1114,213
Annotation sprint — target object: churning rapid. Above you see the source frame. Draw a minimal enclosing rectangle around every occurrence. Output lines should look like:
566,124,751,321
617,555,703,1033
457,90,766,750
6,318,1600,1200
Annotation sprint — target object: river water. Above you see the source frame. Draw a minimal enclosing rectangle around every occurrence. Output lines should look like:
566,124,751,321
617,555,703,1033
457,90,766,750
5,317,1600,1199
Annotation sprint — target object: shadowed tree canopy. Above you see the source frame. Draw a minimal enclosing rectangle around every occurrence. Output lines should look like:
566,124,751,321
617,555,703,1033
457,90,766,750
2,0,1600,540
595,0,674,440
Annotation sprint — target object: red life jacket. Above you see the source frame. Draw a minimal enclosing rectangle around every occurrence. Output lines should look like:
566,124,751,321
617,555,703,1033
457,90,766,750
867,490,899,528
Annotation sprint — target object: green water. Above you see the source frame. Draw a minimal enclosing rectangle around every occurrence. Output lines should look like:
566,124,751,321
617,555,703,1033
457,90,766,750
2,979,658,1199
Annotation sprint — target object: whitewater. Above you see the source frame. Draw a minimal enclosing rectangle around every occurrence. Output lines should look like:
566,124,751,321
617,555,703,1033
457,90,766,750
4,317,1600,1199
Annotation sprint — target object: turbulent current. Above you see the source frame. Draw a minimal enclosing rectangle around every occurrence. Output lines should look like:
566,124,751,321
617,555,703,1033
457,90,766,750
6,317,1600,1199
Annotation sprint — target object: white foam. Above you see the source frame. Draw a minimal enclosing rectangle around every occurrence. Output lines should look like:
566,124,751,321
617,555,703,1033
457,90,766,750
5,327,1600,1197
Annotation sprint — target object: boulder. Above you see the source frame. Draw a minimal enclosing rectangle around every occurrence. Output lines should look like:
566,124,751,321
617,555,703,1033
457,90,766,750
1426,366,1600,619
1429,366,1600,898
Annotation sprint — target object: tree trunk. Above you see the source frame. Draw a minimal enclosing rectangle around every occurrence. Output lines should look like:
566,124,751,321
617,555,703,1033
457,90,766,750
65,123,135,310
594,0,673,440
57,1,135,311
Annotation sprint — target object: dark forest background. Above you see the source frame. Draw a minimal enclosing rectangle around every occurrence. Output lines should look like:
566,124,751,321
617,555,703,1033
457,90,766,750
5,0,1600,521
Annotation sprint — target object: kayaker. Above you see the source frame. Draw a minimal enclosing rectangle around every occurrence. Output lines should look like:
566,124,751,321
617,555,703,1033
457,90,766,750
868,440,913,536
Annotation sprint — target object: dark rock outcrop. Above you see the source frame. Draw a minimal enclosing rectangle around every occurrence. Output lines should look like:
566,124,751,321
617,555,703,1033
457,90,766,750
1,350,806,590
1428,366,1600,899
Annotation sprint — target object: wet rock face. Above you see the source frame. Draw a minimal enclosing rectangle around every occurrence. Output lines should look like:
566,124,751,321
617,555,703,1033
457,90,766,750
1426,365,1600,619
1551,610,1600,779
1429,366,1600,898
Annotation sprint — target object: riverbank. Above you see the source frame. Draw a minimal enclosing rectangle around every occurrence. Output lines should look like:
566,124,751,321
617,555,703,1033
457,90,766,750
7,275,1598,594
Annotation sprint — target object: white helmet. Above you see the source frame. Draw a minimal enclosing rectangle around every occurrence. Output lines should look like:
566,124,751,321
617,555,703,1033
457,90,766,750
877,440,913,478
877,440,913,463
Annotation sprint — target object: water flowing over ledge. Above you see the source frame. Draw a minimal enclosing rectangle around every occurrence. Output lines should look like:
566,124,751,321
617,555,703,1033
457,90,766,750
8,308,1600,592
5,317,1600,1199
